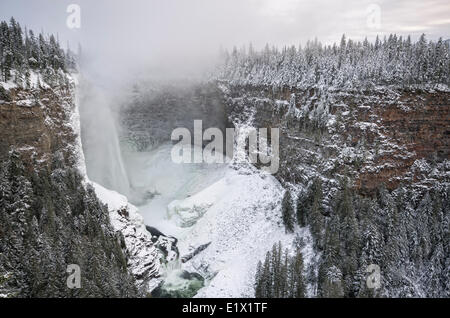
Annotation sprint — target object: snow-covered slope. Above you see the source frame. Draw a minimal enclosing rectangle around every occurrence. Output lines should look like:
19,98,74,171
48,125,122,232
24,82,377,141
93,182,163,291
175,166,293,297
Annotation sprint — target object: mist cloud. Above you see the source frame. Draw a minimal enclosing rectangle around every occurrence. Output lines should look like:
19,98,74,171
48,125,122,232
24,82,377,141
1,0,449,82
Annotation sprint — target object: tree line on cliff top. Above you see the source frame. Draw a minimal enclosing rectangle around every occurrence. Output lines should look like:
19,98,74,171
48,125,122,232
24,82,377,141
0,17,76,85
219,34,449,89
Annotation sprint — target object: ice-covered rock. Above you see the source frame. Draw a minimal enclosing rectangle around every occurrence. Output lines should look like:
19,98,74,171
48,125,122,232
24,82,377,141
93,182,163,292
167,182,223,227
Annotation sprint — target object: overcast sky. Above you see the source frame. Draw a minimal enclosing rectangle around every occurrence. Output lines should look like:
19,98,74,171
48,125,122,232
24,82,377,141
1,0,449,80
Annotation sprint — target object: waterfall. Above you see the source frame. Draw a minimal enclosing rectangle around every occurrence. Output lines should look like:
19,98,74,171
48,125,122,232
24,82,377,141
164,257,182,273
78,77,131,196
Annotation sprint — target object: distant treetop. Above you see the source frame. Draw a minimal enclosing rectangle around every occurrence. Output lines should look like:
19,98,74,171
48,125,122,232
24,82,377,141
218,34,450,89
0,17,76,85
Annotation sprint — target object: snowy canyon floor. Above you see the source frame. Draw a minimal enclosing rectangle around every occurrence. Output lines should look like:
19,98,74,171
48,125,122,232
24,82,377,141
97,143,314,297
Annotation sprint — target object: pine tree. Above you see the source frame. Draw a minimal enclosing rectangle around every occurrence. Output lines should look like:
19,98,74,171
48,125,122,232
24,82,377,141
296,193,307,227
309,178,324,244
262,251,272,298
254,260,263,297
0,148,139,297
281,191,294,232
293,250,305,297
254,242,306,298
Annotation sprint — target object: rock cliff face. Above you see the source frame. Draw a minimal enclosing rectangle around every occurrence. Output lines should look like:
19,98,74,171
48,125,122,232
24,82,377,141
222,85,449,195
0,77,159,297
220,83,449,297
121,81,229,151
117,79,448,297
352,91,449,192
0,84,79,170
92,183,174,293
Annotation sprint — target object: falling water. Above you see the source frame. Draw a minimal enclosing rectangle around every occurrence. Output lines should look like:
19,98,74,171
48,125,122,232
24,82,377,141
78,77,131,196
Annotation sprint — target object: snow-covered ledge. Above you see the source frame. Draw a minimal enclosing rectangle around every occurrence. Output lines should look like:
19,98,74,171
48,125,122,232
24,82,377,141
93,183,163,292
